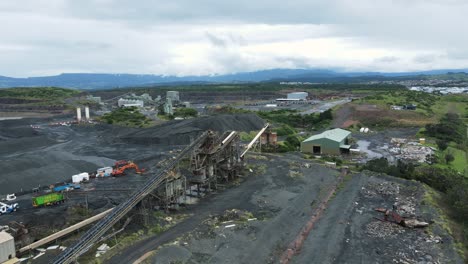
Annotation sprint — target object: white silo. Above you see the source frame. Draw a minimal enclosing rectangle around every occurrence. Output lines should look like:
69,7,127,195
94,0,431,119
85,106,90,120
76,107,82,122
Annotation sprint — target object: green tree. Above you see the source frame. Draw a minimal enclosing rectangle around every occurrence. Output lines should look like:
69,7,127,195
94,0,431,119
275,124,296,136
445,153,455,164
174,108,198,118
285,135,301,149
436,140,448,151
318,109,333,121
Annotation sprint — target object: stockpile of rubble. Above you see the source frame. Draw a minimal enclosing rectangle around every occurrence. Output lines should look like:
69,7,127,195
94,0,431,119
362,181,400,198
366,221,405,238
389,138,435,163
357,176,461,264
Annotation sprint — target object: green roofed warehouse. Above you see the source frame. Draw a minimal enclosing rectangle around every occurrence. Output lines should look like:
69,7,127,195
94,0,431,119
301,128,351,155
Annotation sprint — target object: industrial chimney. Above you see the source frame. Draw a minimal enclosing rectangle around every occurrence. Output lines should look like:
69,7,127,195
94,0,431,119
76,107,82,122
85,106,90,121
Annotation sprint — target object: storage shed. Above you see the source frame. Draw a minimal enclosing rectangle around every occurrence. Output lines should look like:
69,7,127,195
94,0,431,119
301,128,351,155
0,232,15,263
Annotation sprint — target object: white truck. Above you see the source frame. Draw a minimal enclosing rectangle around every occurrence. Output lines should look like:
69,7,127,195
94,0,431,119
0,202,19,215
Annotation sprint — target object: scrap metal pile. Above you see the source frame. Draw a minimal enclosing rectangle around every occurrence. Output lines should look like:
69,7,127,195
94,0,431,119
374,207,429,228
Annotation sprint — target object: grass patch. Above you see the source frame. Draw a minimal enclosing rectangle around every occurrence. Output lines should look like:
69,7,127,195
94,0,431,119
100,106,153,127
432,146,467,175
239,131,258,141
423,185,468,260
245,163,267,176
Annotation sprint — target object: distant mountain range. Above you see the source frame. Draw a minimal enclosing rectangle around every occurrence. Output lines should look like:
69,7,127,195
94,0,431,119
1,69,467,90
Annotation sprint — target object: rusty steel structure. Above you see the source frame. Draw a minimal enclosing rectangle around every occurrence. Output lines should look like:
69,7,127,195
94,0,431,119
53,124,268,263
189,130,241,194
374,208,429,228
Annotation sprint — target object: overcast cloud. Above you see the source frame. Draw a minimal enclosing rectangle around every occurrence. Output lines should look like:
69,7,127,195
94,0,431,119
1,0,468,77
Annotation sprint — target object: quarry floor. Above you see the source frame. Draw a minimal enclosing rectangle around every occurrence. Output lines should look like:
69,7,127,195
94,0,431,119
125,155,463,264
0,116,463,264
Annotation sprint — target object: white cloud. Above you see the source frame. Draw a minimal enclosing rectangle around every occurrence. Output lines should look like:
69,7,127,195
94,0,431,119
0,0,468,77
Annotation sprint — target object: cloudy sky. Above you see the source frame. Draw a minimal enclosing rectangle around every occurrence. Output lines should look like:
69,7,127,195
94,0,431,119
1,0,468,77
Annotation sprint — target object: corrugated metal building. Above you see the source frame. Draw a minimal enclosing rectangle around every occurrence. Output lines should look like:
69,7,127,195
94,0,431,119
301,128,351,155
0,232,15,263
287,92,308,100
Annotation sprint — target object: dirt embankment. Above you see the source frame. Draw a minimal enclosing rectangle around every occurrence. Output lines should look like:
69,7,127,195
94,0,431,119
118,114,265,145
333,102,436,128
292,172,463,264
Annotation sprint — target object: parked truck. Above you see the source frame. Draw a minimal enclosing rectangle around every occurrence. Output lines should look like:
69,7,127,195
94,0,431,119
96,167,113,177
32,193,65,207
53,184,80,192
1,194,16,202
0,202,19,215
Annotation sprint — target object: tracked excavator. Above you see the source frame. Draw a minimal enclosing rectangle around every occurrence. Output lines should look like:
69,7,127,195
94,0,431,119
111,161,145,176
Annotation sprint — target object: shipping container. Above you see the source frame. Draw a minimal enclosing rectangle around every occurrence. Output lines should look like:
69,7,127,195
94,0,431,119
72,174,82,183
79,172,90,181
72,172,90,183
32,193,65,207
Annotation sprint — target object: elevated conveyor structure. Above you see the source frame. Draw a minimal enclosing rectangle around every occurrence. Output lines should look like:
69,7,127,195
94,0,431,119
53,131,209,264
240,123,269,158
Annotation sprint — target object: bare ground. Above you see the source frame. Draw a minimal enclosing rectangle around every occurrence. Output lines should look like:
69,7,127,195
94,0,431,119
133,163,463,264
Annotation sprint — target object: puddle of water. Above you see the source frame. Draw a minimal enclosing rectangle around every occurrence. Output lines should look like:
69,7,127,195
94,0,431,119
357,140,383,159
357,140,397,163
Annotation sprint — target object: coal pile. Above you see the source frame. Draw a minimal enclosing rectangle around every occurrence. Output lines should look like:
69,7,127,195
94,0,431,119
119,114,265,145
0,119,38,139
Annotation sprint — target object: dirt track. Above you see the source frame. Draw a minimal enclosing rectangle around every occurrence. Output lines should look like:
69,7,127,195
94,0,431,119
107,153,340,264
120,160,463,264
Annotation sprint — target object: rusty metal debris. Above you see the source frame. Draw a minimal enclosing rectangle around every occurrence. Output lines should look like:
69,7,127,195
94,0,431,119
374,208,429,228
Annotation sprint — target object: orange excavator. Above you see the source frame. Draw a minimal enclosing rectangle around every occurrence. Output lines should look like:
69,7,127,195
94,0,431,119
111,161,145,177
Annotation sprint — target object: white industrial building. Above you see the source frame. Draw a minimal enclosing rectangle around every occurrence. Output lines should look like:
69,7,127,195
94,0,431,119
0,232,15,263
287,92,308,100
166,91,180,103
117,98,144,108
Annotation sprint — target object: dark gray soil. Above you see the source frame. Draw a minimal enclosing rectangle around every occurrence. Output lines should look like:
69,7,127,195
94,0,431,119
118,114,265,145
106,153,340,264
0,116,463,264
143,165,463,264
0,114,267,254
293,172,463,264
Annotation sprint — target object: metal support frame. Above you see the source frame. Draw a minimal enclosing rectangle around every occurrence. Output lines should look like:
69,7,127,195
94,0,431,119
188,131,241,196
53,131,210,264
